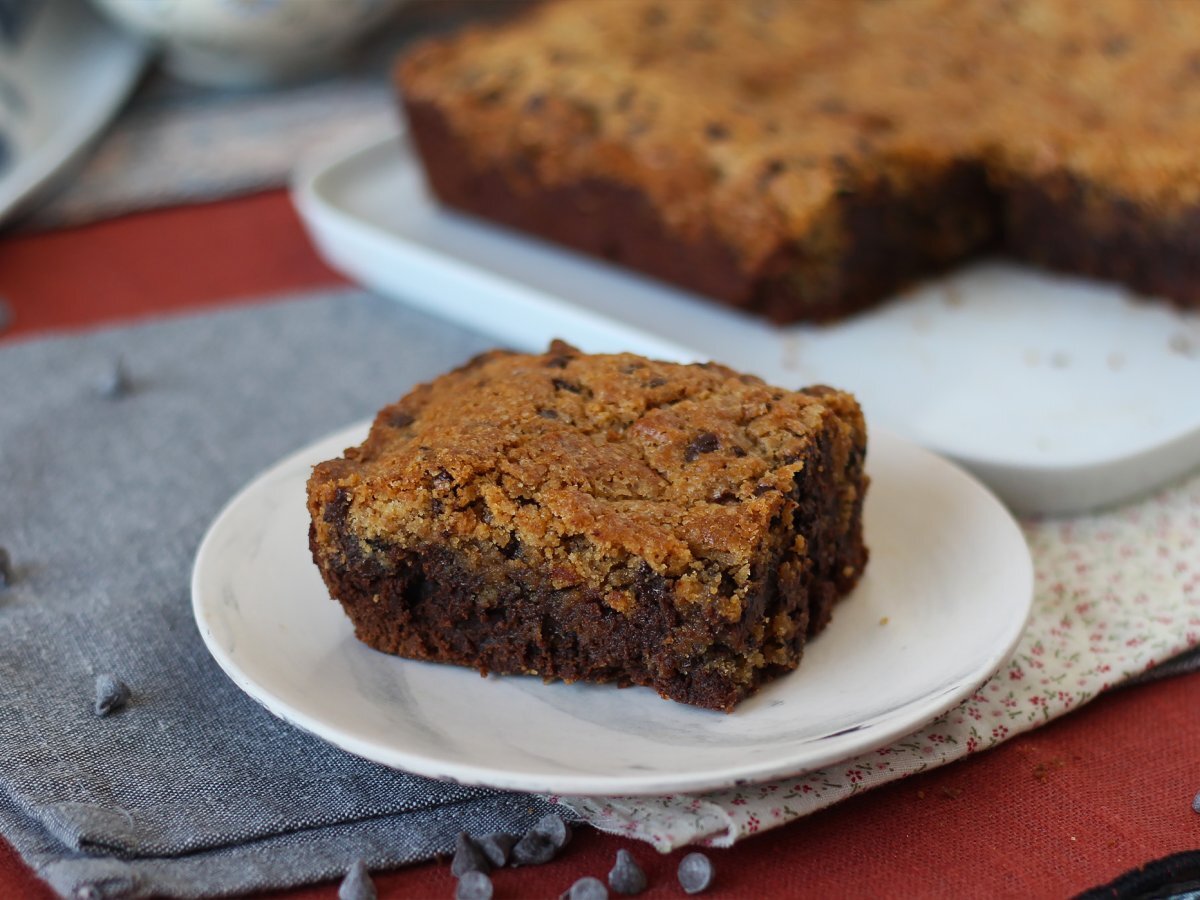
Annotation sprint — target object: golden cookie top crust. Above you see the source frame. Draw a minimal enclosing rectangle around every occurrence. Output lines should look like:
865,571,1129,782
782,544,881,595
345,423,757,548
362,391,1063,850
307,343,865,616
398,0,1200,272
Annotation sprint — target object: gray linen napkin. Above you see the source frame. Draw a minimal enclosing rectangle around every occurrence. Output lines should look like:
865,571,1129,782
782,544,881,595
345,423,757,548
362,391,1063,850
0,290,567,899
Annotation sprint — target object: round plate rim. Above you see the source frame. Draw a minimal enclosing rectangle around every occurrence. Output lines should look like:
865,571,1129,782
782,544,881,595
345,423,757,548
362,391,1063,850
192,420,1034,796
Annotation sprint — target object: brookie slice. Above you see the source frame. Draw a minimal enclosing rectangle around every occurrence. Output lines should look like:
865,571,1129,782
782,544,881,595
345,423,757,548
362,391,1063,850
306,342,868,712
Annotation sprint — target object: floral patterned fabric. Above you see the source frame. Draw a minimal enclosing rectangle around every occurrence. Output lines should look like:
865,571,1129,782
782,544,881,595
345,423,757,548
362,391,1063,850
558,466,1200,850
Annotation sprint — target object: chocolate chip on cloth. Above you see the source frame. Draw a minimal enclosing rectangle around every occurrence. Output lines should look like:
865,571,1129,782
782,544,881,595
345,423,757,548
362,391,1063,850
451,831,490,877
511,813,572,866
337,860,376,900
96,356,133,399
476,832,519,868
93,674,131,717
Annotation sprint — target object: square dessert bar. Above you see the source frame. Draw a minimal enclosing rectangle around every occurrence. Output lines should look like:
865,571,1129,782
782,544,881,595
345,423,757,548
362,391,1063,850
307,343,868,712
398,0,1200,323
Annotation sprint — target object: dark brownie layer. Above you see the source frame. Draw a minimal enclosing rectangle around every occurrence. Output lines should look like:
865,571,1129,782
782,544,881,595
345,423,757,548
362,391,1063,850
310,439,865,712
1004,171,1200,310
410,89,1200,322
404,99,755,314
407,99,1000,324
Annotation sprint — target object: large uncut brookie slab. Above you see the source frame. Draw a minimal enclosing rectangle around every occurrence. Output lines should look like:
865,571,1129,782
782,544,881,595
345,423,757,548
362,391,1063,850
398,0,1200,323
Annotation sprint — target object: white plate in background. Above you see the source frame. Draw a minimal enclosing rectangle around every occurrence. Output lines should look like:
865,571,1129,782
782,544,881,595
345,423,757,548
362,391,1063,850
0,0,147,225
192,421,1032,796
293,129,1200,516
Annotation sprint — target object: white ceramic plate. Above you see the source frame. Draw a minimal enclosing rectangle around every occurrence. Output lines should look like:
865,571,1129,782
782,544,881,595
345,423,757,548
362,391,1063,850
292,129,1200,516
192,421,1033,796
0,0,147,225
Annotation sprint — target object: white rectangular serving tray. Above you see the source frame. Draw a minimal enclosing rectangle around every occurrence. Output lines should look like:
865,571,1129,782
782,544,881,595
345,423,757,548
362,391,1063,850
293,127,1200,516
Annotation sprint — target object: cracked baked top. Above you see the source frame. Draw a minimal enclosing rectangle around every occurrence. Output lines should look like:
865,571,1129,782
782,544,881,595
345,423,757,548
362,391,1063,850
308,342,864,619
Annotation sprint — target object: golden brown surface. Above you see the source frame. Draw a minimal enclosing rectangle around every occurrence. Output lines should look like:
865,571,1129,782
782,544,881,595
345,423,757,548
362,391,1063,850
398,0,1200,313
309,342,863,618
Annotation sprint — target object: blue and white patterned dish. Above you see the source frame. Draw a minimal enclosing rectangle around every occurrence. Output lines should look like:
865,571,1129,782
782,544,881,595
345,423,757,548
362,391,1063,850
0,0,146,225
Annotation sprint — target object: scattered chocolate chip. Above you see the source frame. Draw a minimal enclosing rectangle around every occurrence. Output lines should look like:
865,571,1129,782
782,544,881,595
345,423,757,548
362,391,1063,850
432,469,455,488
608,849,647,895
456,870,494,900
386,410,414,429
856,112,895,134
565,876,608,900
338,860,377,900
647,376,668,388
97,357,132,399
476,833,519,868
0,546,12,590
719,573,741,598
552,378,583,394
478,85,505,105
511,832,556,866
538,408,560,419
753,482,774,496
758,158,787,190
818,96,846,115
704,122,729,140
94,674,130,717
451,831,490,877
532,812,572,849
684,432,721,462
1102,34,1130,57
511,814,571,866
677,852,714,894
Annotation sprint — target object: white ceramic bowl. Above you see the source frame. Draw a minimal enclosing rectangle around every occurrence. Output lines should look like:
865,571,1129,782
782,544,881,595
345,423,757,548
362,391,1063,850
88,0,409,86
